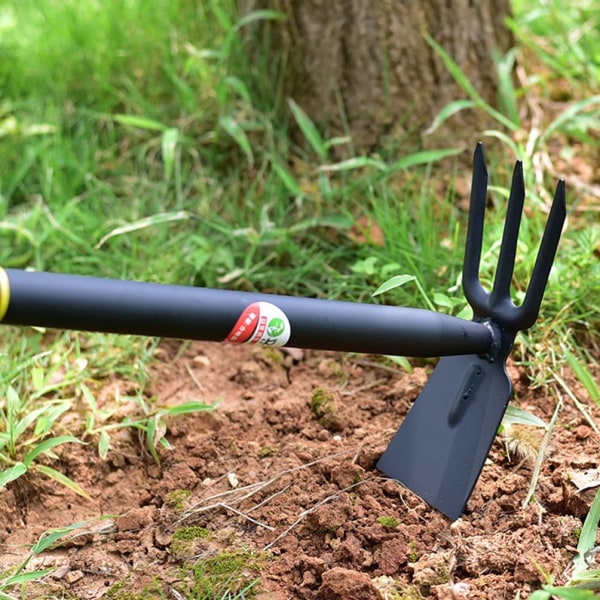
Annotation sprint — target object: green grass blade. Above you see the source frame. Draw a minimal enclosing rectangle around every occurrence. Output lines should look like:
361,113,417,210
386,147,462,172
95,211,190,249
573,488,600,576
161,127,180,180
288,99,327,159
494,47,521,128
0,463,27,488
235,9,287,29
29,519,102,554
372,275,416,297
113,114,168,131
318,157,388,172
34,464,91,499
1,570,52,588
540,96,600,143
565,349,600,406
218,116,254,167
424,32,520,132
271,161,305,197
23,435,83,468
162,401,216,416
98,430,111,460
424,99,476,135
540,587,598,599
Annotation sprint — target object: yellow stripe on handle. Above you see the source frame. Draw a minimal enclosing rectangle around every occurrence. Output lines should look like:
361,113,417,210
0,268,9,321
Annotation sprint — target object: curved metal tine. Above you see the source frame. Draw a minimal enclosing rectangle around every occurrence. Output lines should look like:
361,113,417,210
489,160,525,311
510,179,566,331
462,143,491,317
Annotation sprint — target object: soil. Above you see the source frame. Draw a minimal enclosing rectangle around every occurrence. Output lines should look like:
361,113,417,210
1,340,599,599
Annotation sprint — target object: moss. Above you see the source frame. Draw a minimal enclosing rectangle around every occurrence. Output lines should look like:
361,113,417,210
373,577,425,600
105,577,164,599
258,445,279,458
377,515,400,529
309,387,343,431
172,526,211,542
408,540,419,562
165,489,192,510
170,526,212,559
189,549,264,598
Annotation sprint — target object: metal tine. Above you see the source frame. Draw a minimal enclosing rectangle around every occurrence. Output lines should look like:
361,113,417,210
508,179,566,331
489,160,525,311
462,142,490,318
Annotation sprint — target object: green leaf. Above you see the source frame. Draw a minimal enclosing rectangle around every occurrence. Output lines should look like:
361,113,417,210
219,116,254,167
24,435,83,467
0,463,27,488
288,99,327,159
114,114,167,131
34,465,91,499
372,274,416,297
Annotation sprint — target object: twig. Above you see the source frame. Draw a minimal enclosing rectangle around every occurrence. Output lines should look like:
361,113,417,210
185,362,205,392
340,378,386,396
522,391,562,508
263,477,388,551
554,372,600,437
180,450,354,524
218,503,275,531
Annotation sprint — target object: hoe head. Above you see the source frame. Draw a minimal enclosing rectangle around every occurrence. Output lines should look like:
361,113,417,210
377,143,566,520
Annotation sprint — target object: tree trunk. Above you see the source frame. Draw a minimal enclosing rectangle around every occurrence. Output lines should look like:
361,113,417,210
243,0,513,150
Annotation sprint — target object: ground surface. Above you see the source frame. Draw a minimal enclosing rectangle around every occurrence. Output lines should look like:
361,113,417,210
1,340,598,599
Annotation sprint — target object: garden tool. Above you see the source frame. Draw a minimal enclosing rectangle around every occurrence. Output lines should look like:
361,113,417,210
0,143,565,519
377,142,566,519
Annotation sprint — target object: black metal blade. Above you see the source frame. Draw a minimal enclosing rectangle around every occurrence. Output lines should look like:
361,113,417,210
377,353,512,520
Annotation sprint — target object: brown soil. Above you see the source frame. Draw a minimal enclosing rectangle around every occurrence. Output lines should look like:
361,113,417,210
1,340,598,599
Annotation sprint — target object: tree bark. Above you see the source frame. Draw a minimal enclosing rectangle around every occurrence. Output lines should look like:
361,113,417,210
243,0,513,150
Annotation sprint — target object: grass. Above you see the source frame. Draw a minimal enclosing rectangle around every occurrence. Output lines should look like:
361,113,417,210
0,0,599,597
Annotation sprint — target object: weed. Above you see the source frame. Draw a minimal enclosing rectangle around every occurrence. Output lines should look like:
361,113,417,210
377,516,400,529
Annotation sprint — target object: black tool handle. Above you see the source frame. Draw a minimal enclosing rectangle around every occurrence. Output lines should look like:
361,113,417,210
0,268,493,357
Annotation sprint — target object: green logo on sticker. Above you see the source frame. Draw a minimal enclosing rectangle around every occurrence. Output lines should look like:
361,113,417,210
267,317,285,338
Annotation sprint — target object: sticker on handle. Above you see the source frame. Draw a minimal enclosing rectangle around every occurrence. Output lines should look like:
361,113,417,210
225,302,291,347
